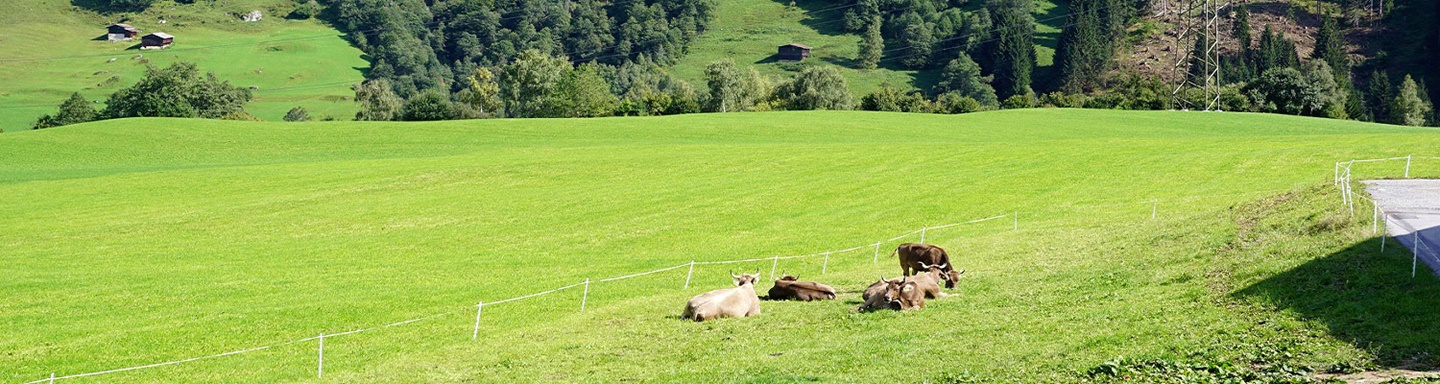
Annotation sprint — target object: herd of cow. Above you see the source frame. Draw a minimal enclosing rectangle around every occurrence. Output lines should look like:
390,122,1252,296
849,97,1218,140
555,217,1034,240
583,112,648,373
681,243,965,321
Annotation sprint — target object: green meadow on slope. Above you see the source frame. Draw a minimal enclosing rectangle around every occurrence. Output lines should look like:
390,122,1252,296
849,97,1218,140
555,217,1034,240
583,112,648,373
0,0,365,129
669,0,1068,96
3,110,1440,382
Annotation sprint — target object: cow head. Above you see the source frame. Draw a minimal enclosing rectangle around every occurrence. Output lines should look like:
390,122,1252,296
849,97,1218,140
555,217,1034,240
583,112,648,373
730,270,761,286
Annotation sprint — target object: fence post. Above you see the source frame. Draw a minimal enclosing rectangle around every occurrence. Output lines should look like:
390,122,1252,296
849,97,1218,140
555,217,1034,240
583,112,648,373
822,251,830,275
684,261,695,289
1013,212,1019,231
920,227,927,243
1151,201,1158,220
1334,162,1340,185
1381,212,1387,254
48,373,54,384
873,242,881,264
580,278,590,312
471,302,483,340
1414,232,1421,279
317,332,324,378
1373,205,1379,235
1406,155,1412,178
770,255,779,280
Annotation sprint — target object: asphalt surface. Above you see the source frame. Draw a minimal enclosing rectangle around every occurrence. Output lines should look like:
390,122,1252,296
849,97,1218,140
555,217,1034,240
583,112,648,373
1364,180,1440,276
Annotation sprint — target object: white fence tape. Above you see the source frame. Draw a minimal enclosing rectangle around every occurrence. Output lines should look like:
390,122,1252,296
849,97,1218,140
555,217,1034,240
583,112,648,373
26,189,1314,383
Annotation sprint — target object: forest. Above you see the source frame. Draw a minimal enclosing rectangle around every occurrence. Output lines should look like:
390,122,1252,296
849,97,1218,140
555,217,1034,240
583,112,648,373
34,0,1440,127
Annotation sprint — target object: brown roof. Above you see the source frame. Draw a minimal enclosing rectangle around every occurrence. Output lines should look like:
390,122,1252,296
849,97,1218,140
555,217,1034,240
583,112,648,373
145,32,174,39
780,43,812,50
111,23,138,31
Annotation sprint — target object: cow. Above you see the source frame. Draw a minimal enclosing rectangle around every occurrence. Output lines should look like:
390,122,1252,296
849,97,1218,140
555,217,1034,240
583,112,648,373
916,261,964,293
893,243,963,288
857,276,926,311
766,275,837,301
681,270,762,322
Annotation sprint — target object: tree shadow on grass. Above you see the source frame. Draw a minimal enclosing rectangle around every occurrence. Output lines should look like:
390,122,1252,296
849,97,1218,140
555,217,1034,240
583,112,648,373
1232,233,1440,369
769,0,857,37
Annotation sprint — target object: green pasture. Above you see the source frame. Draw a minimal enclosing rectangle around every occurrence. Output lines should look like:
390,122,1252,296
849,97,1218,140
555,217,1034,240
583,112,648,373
0,0,365,129
3,110,1440,382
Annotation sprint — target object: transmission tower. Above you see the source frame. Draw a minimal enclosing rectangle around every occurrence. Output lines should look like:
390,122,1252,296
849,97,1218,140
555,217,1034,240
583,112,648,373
1169,0,1230,111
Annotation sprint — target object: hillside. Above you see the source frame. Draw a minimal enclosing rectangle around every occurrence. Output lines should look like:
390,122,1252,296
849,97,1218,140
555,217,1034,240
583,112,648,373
668,0,1070,95
3,110,1440,382
0,0,365,129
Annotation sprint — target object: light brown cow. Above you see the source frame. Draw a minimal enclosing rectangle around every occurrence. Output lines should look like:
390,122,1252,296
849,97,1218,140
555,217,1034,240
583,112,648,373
766,275,837,301
916,261,964,294
857,276,926,311
893,243,963,288
681,271,761,322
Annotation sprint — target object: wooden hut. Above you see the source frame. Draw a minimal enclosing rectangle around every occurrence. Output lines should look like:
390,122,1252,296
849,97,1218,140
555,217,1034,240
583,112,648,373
107,24,139,41
777,43,812,62
140,32,173,49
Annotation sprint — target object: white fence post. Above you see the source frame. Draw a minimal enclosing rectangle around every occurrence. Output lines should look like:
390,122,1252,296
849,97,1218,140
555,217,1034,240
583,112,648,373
472,302,483,340
1373,205,1379,235
317,332,325,378
821,252,830,275
1013,212,1019,231
1406,155,1412,178
873,242,881,264
1334,162,1340,185
48,373,54,384
580,279,590,312
1413,232,1421,279
770,255,779,279
920,227,927,243
684,261,695,289
1151,201,1158,220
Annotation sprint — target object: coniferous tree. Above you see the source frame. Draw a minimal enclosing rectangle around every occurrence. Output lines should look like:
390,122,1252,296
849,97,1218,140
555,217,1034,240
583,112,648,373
1233,5,1252,54
1255,26,1299,75
1365,70,1393,122
896,12,935,69
858,17,884,70
1311,17,1348,75
1055,0,1113,92
988,0,1036,99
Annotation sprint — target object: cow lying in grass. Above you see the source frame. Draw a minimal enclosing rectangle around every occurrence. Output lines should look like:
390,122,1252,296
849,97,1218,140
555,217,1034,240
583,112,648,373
858,262,958,311
682,271,761,322
766,275,837,301
857,276,927,311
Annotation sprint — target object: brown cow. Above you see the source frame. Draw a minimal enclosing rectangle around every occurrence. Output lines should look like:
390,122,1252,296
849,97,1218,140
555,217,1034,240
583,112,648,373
766,275,837,301
681,270,761,322
916,261,964,293
857,276,926,311
893,243,963,288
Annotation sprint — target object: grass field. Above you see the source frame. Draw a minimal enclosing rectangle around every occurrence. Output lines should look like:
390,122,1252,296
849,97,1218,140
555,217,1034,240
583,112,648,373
0,0,365,129
4,110,1440,382
670,0,1069,97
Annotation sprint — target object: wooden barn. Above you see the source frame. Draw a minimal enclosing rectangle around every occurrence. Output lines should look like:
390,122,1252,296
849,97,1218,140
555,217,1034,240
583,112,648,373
107,24,139,41
777,43,812,62
140,32,173,49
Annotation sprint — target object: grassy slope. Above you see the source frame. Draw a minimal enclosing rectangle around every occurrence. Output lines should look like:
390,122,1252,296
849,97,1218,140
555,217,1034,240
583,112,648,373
2,110,1439,382
0,0,365,129
671,0,1068,96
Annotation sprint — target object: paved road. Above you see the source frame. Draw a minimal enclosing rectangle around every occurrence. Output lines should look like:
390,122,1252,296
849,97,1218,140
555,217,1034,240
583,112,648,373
1365,180,1440,276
